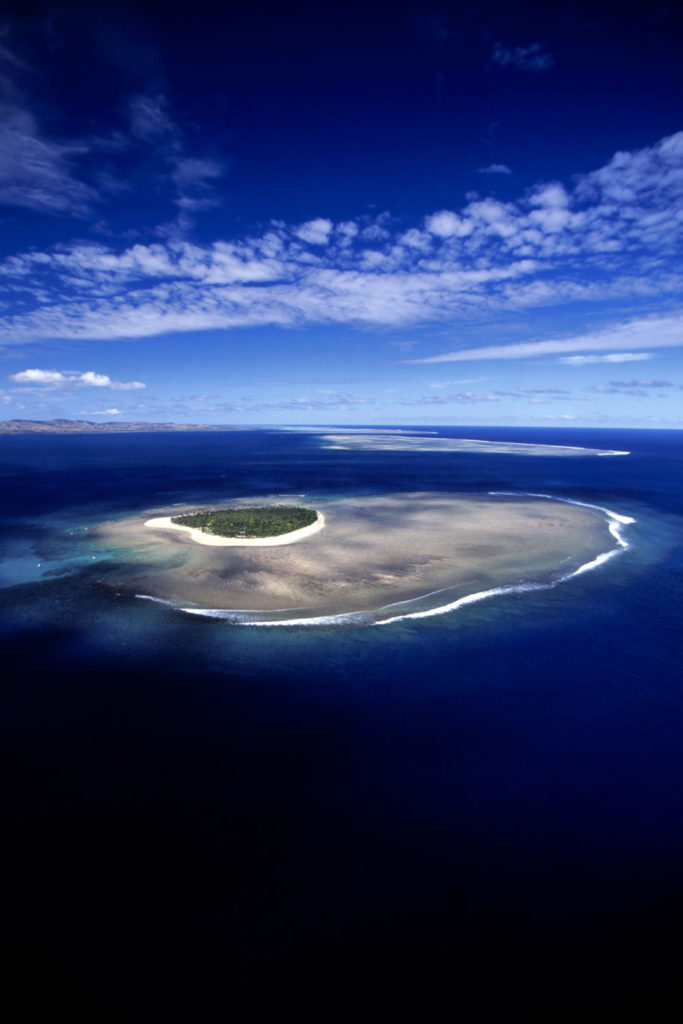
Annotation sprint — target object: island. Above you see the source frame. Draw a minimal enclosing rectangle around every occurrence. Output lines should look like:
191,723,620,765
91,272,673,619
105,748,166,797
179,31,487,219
172,505,318,537
93,492,631,625
144,505,325,547
0,418,236,434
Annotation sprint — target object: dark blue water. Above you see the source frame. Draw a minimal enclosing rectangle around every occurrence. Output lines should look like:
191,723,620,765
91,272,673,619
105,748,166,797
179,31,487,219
2,427,682,1016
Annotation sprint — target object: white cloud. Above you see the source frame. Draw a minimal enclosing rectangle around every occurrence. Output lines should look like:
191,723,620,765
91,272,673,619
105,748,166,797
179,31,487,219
530,183,569,208
491,42,554,72
78,371,113,387
0,131,681,347
576,132,683,208
425,210,473,237
9,369,67,384
559,352,653,365
295,218,333,245
478,164,512,175
9,369,145,389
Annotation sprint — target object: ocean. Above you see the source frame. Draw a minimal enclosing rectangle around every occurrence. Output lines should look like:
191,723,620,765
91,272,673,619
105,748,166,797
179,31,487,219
2,426,682,1016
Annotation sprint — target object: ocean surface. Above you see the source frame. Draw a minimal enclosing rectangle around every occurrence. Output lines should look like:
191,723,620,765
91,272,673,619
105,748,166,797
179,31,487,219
2,426,682,1015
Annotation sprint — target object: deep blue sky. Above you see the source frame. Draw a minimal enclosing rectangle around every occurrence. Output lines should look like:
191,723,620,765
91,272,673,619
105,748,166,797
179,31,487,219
1,0,682,426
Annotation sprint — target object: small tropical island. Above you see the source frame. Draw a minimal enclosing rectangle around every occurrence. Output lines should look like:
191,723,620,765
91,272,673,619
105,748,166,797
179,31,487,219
143,502,326,547
171,505,318,538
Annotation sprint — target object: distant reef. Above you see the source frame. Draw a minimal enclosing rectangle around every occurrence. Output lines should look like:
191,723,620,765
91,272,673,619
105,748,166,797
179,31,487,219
0,419,237,434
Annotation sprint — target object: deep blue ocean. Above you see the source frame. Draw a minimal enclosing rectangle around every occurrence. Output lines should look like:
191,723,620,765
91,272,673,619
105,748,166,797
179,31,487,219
2,426,682,1016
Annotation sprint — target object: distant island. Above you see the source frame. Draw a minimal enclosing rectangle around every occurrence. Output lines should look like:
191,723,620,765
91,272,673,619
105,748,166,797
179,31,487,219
171,506,318,538
0,419,234,434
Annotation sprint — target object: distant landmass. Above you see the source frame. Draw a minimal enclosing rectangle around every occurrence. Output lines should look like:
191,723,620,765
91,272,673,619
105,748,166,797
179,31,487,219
0,419,235,434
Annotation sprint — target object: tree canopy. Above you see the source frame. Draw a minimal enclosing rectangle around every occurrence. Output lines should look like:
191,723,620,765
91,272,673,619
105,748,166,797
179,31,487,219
171,505,317,538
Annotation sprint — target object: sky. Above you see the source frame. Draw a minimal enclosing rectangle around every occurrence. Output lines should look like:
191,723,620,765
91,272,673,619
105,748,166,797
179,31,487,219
1,0,682,428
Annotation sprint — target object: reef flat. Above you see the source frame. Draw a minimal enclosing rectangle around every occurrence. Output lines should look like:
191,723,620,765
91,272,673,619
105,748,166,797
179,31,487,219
93,492,620,624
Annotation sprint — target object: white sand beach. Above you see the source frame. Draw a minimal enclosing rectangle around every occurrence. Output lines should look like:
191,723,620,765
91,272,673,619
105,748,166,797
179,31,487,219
144,511,326,546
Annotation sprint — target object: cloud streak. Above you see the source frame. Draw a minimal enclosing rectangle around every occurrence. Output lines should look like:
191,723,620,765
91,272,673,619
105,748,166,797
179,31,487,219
409,314,683,362
559,353,653,365
0,105,97,217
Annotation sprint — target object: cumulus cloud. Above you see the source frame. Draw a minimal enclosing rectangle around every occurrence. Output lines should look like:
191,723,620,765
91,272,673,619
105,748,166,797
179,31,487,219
9,369,145,389
295,218,333,245
491,42,554,72
9,369,67,384
424,210,473,237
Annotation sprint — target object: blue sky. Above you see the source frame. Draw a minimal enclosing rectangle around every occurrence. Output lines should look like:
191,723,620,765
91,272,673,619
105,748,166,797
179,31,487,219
1,0,682,427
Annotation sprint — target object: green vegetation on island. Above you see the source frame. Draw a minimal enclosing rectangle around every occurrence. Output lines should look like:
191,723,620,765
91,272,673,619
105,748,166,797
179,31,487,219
171,505,318,538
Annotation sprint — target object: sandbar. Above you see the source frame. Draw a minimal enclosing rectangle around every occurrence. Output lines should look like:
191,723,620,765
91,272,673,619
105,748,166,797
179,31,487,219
93,492,622,623
319,432,629,456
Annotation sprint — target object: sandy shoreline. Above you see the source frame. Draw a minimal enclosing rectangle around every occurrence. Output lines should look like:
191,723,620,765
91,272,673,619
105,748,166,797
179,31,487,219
144,511,326,546
94,492,619,621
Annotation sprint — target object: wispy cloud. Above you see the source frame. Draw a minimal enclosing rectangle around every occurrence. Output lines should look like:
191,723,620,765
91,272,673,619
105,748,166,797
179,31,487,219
478,164,512,175
608,378,672,388
406,392,499,405
494,386,569,396
559,353,653,365
126,93,225,233
208,393,375,414
409,314,683,362
9,369,145,390
491,42,554,72
127,94,177,144
0,38,98,220
0,43,224,227
0,109,100,216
